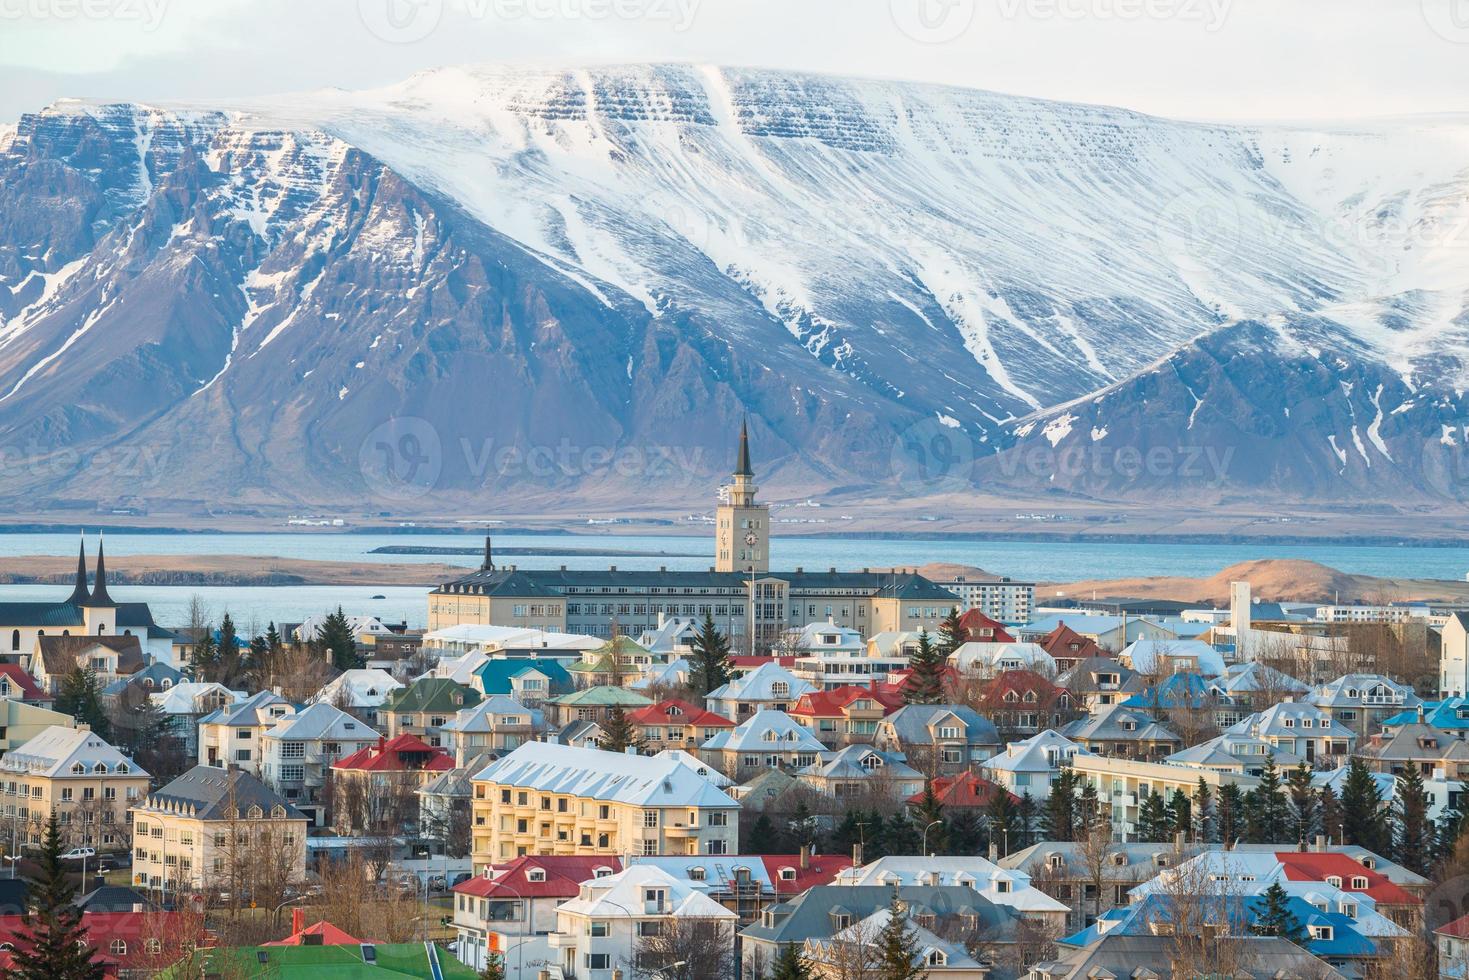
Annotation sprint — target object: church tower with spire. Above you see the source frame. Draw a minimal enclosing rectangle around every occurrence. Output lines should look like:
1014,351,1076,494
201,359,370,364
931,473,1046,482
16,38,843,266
715,420,769,573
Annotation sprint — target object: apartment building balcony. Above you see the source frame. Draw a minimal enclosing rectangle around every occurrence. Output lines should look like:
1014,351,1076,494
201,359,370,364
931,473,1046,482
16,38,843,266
663,821,699,837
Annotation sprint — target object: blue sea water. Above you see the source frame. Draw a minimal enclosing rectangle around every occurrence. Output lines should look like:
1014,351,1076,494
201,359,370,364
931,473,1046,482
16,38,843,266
0,530,1461,630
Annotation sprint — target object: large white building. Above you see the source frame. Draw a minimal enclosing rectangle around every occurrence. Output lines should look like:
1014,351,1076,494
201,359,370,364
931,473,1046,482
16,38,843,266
930,575,1035,624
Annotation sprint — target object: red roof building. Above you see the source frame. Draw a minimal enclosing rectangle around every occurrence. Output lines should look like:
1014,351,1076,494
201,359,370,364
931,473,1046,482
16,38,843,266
759,852,853,895
1274,852,1421,911
1037,623,1102,669
789,685,904,747
265,910,375,946
0,663,50,703
331,733,454,774
975,669,1076,737
0,910,209,976
454,855,624,901
957,610,1015,644
626,700,733,752
905,771,1016,810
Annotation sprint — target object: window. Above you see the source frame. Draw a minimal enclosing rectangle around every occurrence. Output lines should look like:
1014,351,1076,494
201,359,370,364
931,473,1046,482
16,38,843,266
590,921,609,937
109,940,127,956
587,953,611,970
281,742,305,759
1351,876,1368,889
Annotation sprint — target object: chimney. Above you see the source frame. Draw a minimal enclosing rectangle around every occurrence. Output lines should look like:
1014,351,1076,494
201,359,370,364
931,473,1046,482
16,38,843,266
800,844,810,870
1314,835,1326,853
988,842,998,861
1175,832,1185,848
852,842,863,867
292,907,305,935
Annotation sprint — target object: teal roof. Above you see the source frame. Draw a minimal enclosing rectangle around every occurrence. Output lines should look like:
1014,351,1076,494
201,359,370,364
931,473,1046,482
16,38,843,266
476,658,572,694
547,685,652,707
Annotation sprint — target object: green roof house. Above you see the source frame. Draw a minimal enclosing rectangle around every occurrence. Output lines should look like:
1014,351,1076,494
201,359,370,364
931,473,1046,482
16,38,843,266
380,677,482,749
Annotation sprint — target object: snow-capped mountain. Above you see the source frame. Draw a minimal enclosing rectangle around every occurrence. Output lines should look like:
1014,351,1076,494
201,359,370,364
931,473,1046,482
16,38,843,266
0,64,1465,511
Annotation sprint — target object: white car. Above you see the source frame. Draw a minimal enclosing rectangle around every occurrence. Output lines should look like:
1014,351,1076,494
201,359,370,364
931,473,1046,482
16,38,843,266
59,847,96,861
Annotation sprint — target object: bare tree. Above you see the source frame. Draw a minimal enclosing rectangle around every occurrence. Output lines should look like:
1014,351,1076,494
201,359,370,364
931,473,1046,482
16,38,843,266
1143,853,1254,978
802,917,884,980
1075,815,1121,925
629,917,736,980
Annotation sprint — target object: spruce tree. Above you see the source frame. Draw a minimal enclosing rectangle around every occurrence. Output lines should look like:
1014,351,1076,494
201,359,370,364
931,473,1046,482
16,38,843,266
770,942,813,980
747,813,780,853
1254,756,1290,844
1166,789,1191,840
986,791,1019,856
1137,790,1169,843
317,607,361,671
875,892,928,980
1078,783,1102,834
1045,769,1079,842
1318,785,1345,844
1395,763,1433,876
1287,762,1319,846
55,666,110,740
832,810,865,859
1192,778,1214,844
947,810,984,855
597,705,644,754
265,621,284,655
216,612,241,682
913,781,946,854
1252,881,1304,945
904,629,946,705
937,607,966,657
1016,792,1039,850
190,629,218,680
883,810,921,856
690,612,732,697
1342,757,1390,854
865,811,889,860
10,814,104,980
1217,783,1244,846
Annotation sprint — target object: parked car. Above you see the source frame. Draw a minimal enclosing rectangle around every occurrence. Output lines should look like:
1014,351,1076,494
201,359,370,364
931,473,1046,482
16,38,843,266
59,847,96,862
451,872,472,887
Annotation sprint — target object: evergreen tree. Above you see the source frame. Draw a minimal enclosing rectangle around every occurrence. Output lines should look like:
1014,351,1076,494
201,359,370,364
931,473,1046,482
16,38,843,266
1166,789,1191,840
1342,757,1390,853
785,802,820,853
1252,881,1305,945
904,629,946,705
832,810,866,859
1287,762,1319,847
865,811,889,860
690,612,732,697
1394,763,1433,876
1192,778,1215,844
1253,756,1290,844
1318,785,1345,844
248,634,268,671
216,612,241,682
1078,783,1103,834
936,607,966,657
769,942,813,980
947,810,984,856
986,791,1020,857
10,814,104,980
190,628,217,680
1016,792,1039,850
54,666,110,741
1045,769,1079,842
747,814,780,854
1137,790,1169,843
265,621,284,655
597,705,644,754
875,892,928,980
1217,783,1244,846
913,781,946,854
317,606,361,671
1438,806,1465,864
883,809,921,856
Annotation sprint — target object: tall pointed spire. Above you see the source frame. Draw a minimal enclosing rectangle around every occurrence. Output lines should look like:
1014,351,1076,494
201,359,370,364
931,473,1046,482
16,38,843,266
67,532,90,606
86,533,114,607
734,418,753,478
481,535,495,572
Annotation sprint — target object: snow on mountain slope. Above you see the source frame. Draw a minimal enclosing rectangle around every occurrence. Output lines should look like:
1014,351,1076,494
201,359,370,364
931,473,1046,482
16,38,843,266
0,65,1466,510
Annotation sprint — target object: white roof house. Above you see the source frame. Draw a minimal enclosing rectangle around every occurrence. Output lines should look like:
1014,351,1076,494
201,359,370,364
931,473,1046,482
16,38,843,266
294,614,395,644
834,856,1068,916
706,662,815,713
558,864,737,918
310,669,405,710
982,731,1088,777
806,905,987,975
150,682,244,716
471,742,741,810
652,748,734,787
1119,639,1226,677
0,726,150,780
264,701,379,744
422,624,601,659
636,617,701,656
949,642,1056,677
701,709,829,755
1308,673,1420,711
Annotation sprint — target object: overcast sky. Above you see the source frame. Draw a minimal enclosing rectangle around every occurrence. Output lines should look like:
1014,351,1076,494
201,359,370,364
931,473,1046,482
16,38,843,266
1,0,1467,123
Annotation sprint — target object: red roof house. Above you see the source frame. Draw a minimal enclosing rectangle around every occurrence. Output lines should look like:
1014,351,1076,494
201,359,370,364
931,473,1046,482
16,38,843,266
0,663,50,703
905,771,1017,810
975,669,1075,735
626,700,734,750
957,610,1015,644
1275,852,1420,910
0,910,209,976
759,853,853,894
331,733,454,774
454,855,624,901
265,911,376,946
1038,623,1102,668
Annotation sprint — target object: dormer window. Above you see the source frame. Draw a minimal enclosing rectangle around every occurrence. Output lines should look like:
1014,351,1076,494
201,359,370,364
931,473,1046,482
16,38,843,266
689,867,706,881
1309,925,1334,941
926,950,947,967
1326,876,1342,888
527,868,546,882
779,867,796,881
71,764,84,775
1047,854,1064,871
1350,876,1368,889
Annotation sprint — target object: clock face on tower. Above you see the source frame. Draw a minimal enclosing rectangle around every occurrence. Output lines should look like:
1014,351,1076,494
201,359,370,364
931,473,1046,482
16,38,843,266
745,533,758,546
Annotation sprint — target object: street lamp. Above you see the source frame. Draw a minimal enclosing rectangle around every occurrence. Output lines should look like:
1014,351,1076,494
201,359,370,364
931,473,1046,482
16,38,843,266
3,853,20,879
921,820,942,857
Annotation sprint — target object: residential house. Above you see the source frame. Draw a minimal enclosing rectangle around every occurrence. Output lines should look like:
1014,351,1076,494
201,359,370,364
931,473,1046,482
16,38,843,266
1207,661,1310,726
788,619,909,690
149,682,242,758
1036,623,1101,673
565,635,658,689
544,685,653,728
834,855,1069,927
706,662,816,721
904,771,1015,813
1309,673,1421,738
380,677,482,748
1060,705,1182,761
1056,657,1135,714
701,709,828,782
981,731,1088,802
950,642,1057,679
330,733,454,833
469,742,741,865
0,697,76,756
787,685,901,748
1067,753,1259,838
1024,934,1348,980
1000,841,1180,931
1118,638,1226,678
636,616,700,658
547,864,738,980
129,765,306,897
451,855,622,976
628,851,851,925
1442,612,1469,697
197,690,296,774
1019,615,1177,653
874,704,1000,775
1219,701,1356,768
100,660,182,701
739,885,1021,980
1435,911,1469,979
1359,718,1469,780
0,664,50,706
0,909,209,977
260,702,380,825
729,767,801,810
440,695,549,769
0,726,149,852
796,745,923,800
309,668,404,724
804,903,995,979
30,635,146,695
975,670,1075,738
955,610,1016,644
475,657,572,707
626,699,734,755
